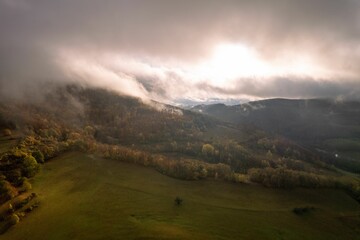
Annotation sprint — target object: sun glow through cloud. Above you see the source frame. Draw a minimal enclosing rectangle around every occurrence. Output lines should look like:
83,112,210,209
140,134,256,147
194,43,270,86
191,43,342,87
58,41,356,103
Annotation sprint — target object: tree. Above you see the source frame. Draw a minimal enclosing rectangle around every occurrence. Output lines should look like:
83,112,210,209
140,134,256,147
84,125,95,136
266,150,273,159
32,149,44,163
202,144,215,160
22,155,39,178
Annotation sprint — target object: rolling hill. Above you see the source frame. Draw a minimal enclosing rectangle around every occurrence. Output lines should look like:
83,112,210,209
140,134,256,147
192,98,360,172
0,86,359,238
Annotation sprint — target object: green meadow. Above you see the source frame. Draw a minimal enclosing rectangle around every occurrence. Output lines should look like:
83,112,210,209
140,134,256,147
0,136,17,154
2,152,360,240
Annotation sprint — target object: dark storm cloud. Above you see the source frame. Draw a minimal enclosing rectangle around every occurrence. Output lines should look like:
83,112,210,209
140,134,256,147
0,0,360,101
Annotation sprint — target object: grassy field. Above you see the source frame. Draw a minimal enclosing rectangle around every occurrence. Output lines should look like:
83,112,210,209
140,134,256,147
2,152,360,240
0,136,17,154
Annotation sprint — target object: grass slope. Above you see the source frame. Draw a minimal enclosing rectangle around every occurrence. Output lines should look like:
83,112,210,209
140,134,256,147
0,136,17,154
2,152,360,240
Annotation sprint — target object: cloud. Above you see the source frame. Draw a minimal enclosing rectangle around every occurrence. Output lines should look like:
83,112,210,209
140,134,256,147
1,0,360,102
54,50,360,104
196,77,360,99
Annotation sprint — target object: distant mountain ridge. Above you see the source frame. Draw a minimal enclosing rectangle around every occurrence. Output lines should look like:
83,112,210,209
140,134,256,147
191,98,360,163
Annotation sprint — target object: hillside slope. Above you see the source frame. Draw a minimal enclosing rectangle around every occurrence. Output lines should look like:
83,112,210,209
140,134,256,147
1,86,360,235
192,99,360,172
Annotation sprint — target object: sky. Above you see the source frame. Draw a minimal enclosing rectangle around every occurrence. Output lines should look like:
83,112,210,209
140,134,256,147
1,0,360,104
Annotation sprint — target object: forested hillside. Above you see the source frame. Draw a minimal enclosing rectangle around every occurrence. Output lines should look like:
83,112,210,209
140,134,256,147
192,99,360,173
0,86,360,233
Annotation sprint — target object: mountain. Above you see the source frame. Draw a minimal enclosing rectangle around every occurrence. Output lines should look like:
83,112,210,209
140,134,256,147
1,85,360,236
192,98,360,171
191,98,360,144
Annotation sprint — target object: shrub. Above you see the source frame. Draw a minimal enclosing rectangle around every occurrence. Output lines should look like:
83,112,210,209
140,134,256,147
22,156,39,178
174,197,183,206
293,206,315,215
0,180,18,203
8,214,20,225
2,128,12,137
21,178,32,192
32,149,44,163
